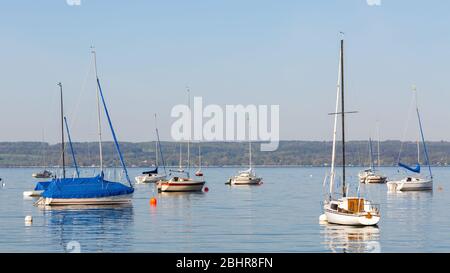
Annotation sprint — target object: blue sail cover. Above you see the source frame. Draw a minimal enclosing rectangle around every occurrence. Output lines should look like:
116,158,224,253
399,162,421,173
42,175,134,199
34,181,52,191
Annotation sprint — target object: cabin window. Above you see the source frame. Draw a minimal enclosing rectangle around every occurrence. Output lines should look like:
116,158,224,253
331,203,338,210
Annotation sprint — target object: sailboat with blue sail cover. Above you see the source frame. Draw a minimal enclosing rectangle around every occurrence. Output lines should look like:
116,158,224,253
35,50,134,206
387,86,433,192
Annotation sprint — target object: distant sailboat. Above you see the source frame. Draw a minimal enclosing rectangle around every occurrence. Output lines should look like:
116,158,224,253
135,114,167,183
321,36,380,226
32,131,54,179
226,120,262,186
387,86,433,192
35,50,134,206
195,143,204,177
156,88,205,192
358,138,387,184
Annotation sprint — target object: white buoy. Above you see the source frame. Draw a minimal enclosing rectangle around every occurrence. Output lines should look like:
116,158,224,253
319,214,328,223
25,215,33,225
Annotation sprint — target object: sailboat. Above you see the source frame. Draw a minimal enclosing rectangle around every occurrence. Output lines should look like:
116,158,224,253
321,37,380,226
35,50,134,206
387,86,433,192
32,132,54,179
226,123,262,186
195,143,204,177
135,115,167,184
156,89,205,192
358,138,387,184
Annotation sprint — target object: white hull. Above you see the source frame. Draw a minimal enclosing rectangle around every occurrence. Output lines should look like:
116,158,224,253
157,179,205,192
323,198,380,226
387,177,433,192
35,194,133,206
23,190,44,197
230,178,262,185
324,210,380,226
135,174,166,184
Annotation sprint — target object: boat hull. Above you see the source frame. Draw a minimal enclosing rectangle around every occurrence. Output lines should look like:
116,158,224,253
23,190,44,197
36,194,133,206
135,174,166,184
229,177,262,185
157,181,205,192
324,209,380,226
387,178,433,192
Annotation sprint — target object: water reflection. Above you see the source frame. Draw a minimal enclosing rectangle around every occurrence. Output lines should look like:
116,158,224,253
41,205,134,252
321,225,380,253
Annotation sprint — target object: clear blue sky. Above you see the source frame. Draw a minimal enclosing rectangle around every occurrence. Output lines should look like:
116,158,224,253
1,0,450,143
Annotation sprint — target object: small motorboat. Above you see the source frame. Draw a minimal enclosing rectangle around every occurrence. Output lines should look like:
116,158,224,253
157,176,205,192
227,168,262,185
32,170,54,179
387,176,433,192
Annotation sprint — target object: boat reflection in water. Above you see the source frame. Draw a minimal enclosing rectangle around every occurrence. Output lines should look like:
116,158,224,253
321,224,380,253
40,204,134,253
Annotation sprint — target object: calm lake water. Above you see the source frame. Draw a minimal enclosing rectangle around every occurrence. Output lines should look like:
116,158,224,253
0,167,449,253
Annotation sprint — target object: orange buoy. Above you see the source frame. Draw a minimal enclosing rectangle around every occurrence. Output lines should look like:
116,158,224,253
204,187,209,192
150,197,157,206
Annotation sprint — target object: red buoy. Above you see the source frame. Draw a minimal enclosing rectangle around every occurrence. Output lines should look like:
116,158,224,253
204,187,209,192
150,197,157,206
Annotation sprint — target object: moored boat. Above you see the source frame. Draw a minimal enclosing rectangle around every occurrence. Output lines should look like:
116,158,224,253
321,36,380,226
387,86,433,192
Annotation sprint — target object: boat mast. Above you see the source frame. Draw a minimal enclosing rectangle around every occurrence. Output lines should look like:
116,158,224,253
340,38,346,198
58,82,66,179
198,143,202,171
91,47,104,174
186,87,191,178
369,138,374,170
414,86,433,178
329,37,342,197
249,118,252,170
377,122,381,169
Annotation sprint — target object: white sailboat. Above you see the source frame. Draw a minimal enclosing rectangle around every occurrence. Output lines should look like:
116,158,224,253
195,143,204,177
227,124,262,186
387,86,433,192
359,138,387,184
321,37,380,226
156,88,205,192
135,115,167,184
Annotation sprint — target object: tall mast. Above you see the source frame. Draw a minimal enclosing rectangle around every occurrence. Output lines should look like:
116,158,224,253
329,38,342,197
198,143,202,170
155,113,159,167
58,82,66,179
249,118,252,170
186,87,191,178
91,47,104,174
369,138,374,170
377,122,381,168
340,38,346,198
413,85,420,164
